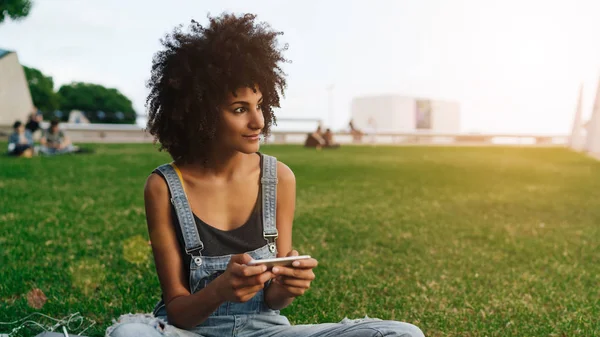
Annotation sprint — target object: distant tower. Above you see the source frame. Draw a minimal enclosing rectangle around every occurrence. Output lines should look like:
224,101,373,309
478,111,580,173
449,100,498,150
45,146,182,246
568,83,585,151
326,84,334,128
585,77,600,156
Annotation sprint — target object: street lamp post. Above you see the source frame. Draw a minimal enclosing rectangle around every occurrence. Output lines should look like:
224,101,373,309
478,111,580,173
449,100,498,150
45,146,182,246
327,84,334,128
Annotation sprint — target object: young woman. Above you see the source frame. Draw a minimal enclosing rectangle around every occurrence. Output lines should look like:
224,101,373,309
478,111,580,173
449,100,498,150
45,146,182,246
7,120,34,157
106,13,424,337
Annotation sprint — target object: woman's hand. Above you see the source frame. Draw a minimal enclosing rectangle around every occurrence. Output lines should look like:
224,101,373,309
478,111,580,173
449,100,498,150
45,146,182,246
271,250,318,297
214,253,274,303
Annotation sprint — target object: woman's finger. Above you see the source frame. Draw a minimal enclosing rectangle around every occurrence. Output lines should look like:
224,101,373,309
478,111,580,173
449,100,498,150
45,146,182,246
285,250,299,257
275,277,312,289
291,258,318,269
272,266,315,280
274,283,308,296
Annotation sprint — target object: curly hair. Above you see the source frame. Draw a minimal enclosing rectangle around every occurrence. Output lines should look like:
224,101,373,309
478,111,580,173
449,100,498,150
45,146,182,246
145,13,288,163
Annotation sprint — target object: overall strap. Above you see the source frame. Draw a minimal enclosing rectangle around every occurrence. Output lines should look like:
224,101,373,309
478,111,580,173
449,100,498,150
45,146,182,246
261,154,278,254
154,163,204,266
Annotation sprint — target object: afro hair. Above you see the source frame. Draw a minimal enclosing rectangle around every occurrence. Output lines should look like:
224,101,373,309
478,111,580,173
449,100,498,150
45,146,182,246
145,12,289,163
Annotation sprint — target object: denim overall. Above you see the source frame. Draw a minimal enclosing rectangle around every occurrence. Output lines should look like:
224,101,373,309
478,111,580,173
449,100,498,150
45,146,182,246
106,154,424,337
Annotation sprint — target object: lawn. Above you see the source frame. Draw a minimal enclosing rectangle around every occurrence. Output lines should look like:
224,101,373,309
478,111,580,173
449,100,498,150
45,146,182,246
1,144,599,336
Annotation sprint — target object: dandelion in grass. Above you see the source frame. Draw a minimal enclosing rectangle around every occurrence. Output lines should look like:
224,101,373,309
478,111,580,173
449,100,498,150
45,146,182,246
70,259,106,295
123,235,151,265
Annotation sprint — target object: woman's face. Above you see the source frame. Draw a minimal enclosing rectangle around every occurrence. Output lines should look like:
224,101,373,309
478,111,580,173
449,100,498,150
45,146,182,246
217,86,265,154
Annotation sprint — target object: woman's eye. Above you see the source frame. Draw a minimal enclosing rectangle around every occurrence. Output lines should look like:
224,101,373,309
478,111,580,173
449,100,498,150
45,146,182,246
233,104,262,113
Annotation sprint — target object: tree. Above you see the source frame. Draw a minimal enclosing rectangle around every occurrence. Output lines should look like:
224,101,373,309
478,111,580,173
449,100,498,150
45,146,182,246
23,65,59,114
57,82,136,124
23,65,137,124
0,0,33,24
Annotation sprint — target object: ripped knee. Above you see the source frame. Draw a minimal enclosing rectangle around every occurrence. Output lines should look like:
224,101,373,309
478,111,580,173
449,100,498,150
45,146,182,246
105,314,168,337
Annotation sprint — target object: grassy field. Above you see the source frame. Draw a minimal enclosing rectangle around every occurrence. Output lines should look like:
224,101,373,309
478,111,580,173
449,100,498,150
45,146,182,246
1,144,599,336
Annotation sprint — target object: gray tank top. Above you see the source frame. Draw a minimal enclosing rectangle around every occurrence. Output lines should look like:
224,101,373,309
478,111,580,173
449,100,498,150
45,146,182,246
155,152,272,269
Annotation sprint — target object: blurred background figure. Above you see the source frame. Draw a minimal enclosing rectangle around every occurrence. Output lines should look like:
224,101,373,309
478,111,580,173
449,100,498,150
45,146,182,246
39,119,79,155
323,128,341,148
25,107,44,141
304,125,341,149
304,124,327,149
348,119,363,143
7,120,34,158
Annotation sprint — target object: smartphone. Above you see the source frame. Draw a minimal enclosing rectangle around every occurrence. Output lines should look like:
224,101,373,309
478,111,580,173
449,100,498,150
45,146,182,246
247,255,311,269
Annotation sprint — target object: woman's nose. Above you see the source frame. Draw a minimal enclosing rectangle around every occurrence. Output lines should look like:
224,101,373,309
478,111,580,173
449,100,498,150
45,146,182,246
249,108,265,130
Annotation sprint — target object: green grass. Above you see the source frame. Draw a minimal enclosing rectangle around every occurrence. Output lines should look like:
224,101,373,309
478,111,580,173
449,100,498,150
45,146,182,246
1,144,600,336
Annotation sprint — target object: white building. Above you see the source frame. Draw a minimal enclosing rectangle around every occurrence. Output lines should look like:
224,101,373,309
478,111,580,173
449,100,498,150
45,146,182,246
0,49,33,127
350,95,460,133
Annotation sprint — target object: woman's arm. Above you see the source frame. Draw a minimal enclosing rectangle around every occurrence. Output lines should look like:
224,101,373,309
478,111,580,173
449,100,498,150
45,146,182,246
145,173,225,329
145,173,272,328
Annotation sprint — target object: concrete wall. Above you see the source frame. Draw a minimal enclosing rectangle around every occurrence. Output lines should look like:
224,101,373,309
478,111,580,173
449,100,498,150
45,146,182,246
0,52,34,126
431,100,461,133
0,122,568,146
391,96,416,132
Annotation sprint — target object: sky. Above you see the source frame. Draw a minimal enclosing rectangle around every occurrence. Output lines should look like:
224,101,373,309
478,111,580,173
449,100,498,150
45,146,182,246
1,0,599,134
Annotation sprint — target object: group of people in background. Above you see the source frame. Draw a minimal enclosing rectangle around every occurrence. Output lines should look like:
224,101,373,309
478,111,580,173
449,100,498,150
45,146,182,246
7,111,81,158
304,124,341,149
304,119,366,149
10,112,372,156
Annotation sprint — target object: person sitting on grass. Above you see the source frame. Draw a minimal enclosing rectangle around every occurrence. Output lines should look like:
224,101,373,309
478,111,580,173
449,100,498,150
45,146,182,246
323,128,341,148
106,13,424,337
7,120,34,158
304,125,327,149
39,119,79,155
304,126,340,149
25,108,44,141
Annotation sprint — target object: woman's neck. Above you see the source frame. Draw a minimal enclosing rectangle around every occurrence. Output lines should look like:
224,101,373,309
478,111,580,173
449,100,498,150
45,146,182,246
182,150,250,180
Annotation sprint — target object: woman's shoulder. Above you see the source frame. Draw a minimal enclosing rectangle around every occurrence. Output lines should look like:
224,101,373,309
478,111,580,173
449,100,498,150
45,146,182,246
276,160,295,186
259,152,295,185
144,170,169,200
